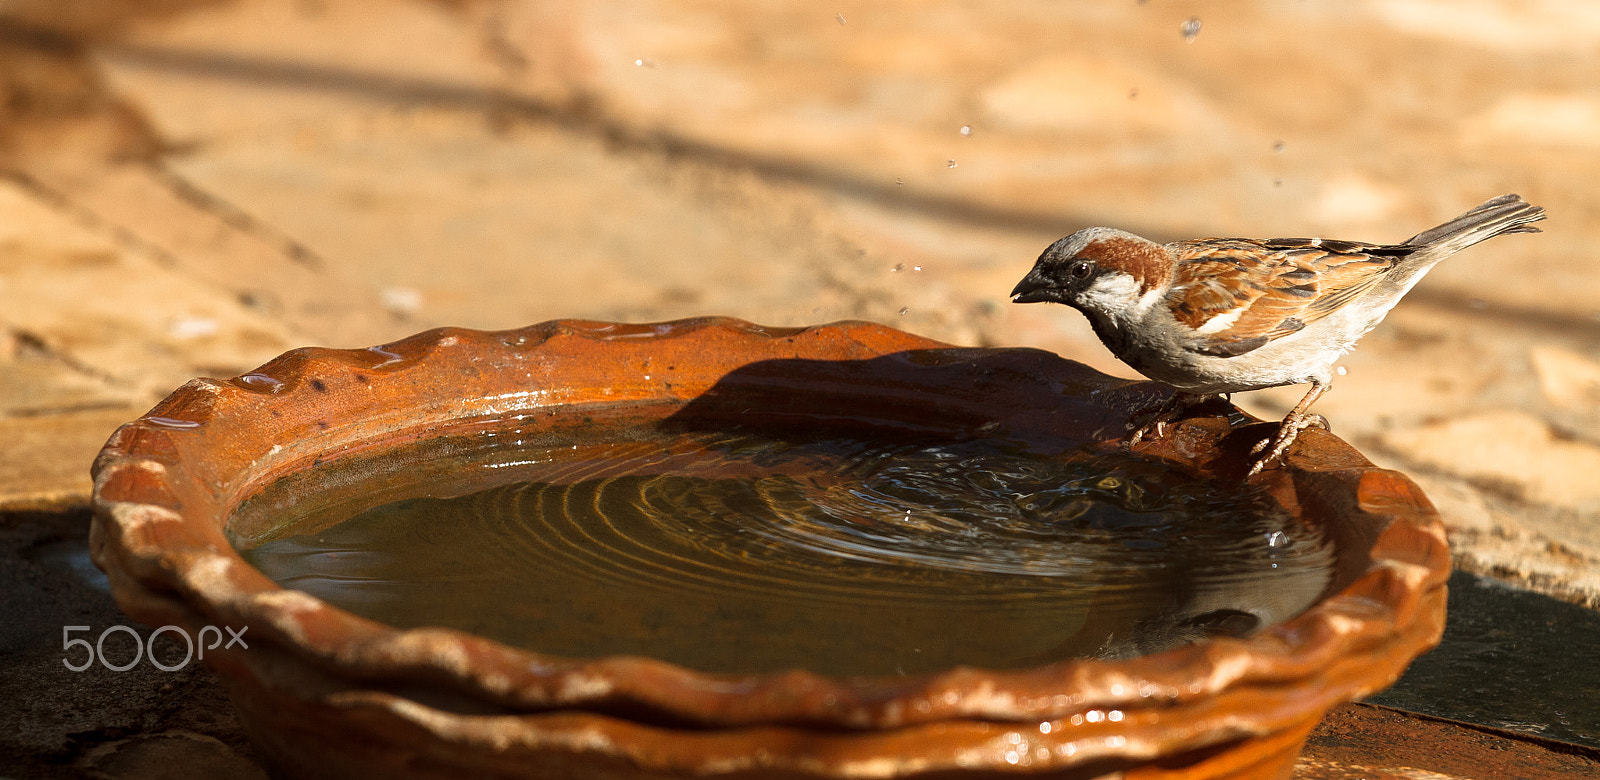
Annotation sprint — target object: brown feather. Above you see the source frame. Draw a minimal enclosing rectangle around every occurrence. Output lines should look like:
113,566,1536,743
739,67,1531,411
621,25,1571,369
1164,238,1407,356
1075,235,1174,293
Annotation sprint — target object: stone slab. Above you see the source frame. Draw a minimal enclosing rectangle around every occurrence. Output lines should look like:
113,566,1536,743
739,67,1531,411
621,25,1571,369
0,408,140,512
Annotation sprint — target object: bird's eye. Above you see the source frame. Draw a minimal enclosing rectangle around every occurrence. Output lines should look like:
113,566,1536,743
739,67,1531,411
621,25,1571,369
1070,260,1094,279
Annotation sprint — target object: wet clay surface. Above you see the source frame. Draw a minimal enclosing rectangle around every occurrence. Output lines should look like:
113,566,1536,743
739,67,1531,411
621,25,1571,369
85,319,1449,777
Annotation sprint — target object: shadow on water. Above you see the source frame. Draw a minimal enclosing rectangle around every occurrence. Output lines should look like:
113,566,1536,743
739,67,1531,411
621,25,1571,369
1369,570,1600,750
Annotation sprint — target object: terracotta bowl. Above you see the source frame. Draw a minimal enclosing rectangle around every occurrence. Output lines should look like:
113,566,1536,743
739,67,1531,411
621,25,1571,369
90,318,1449,779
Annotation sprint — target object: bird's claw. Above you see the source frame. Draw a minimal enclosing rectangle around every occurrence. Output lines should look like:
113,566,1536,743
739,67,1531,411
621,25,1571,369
1246,413,1329,475
1124,417,1164,445
1123,393,1204,448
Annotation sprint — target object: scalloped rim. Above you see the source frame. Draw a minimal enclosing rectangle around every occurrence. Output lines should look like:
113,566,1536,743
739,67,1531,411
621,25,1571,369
89,317,1450,774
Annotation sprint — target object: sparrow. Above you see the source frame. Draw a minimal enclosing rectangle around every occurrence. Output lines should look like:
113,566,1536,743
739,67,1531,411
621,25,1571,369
1010,194,1546,475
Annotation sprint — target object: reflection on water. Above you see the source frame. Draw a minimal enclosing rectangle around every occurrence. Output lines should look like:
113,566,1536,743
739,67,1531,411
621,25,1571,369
239,427,1332,676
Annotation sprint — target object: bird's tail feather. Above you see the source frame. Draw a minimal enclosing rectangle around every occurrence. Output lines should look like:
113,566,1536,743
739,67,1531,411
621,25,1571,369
1403,193,1546,256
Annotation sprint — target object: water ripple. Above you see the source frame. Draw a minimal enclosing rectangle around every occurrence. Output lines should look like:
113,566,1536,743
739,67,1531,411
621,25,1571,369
242,428,1335,674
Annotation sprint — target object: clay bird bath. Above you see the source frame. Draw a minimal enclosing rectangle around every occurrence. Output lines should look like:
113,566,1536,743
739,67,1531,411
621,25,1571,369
90,317,1449,779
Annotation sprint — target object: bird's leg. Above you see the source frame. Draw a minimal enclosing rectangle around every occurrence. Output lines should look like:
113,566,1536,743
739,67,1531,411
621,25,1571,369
1247,382,1330,476
1125,391,1211,446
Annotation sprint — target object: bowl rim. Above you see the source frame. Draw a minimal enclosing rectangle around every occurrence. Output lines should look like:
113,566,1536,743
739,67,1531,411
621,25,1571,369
89,317,1450,773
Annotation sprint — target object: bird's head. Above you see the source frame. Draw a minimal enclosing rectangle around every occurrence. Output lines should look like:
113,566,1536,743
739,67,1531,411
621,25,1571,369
1010,227,1171,316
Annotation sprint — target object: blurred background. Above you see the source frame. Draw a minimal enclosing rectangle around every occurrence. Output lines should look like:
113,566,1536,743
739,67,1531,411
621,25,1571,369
3,2,1600,775
3,0,1598,616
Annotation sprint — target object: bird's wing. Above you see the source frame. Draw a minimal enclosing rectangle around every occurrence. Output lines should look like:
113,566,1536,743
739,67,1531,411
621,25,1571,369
1165,238,1410,357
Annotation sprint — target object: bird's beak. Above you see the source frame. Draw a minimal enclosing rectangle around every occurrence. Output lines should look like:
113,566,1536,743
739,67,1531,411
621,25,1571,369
1010,267,1062,304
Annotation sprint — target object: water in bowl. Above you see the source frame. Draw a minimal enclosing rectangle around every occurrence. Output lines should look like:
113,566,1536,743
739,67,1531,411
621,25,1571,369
235,418,1333,676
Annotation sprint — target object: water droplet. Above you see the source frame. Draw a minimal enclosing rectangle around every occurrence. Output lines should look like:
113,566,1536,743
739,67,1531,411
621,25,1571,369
892,263,904,272
366,346,405,368
946,159,958,168
380,286,423,316
634,58,654,68
237,373,285,392
898,306,910,315
895,177,905,186
959,124,972,136
168,315,219,341
1039,721,1053,734
147,416,202,429
1267,530,1289,547
1272,140,1286,153
1108,710,1124,722
1336,365,1347,376
913,265,923,271
1181,18,1202,42
835,13,846,25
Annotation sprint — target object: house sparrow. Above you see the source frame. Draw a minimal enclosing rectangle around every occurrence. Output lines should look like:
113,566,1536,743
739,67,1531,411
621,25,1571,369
1010,194,1546,475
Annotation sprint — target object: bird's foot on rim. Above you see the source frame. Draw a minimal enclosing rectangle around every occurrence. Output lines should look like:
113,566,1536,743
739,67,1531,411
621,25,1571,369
1124,392,1211,447
1246,413,1330,476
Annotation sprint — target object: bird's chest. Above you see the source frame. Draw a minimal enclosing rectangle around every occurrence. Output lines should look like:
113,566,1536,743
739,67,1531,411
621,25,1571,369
1089,313,1250,392
1086,315,1141,361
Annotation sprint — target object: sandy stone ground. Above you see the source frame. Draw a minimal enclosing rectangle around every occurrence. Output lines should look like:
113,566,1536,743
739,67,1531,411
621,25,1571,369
2,1,1598,776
